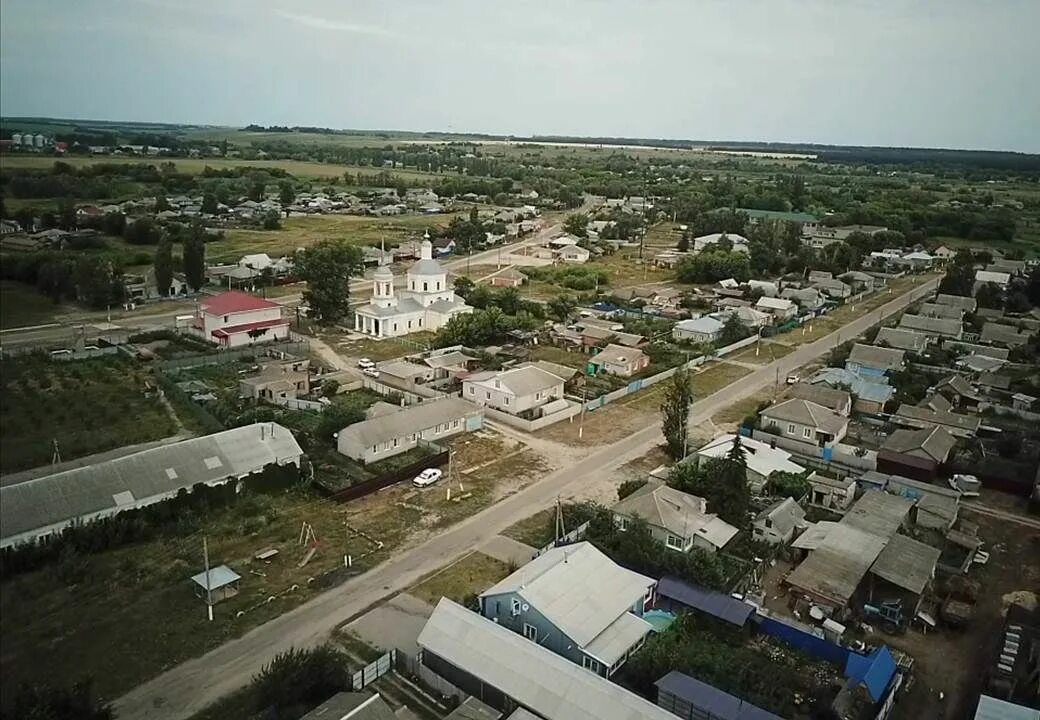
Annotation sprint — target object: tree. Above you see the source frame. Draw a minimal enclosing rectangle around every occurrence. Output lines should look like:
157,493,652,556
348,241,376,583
248,181,266,202
278,182,295,215
252,645,351,718
1026,265,1040,306
13,679,113,720
710,436,752,527
469,205,479,224
937,251,975,297
58,201,77,230
261,209,282,230
200,192,218,214
547,294,578,322
154,233,173,296
183,221,207,292
618,479,648,501
295,240,364,323
719,314,749,346
154,195,170,212
974,281,1002,309
676,235,689,253
661,367,694,459
453,275,476,299
320,379,340,398
124,217,161,245
563,212,589,238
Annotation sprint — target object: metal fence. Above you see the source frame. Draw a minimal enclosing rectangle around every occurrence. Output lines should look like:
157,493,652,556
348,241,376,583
394,650,468,702
320,445,450,503
352,649,396,691
158,340,308,371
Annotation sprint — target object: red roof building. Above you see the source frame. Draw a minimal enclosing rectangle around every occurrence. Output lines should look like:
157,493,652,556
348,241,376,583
195,291,288,348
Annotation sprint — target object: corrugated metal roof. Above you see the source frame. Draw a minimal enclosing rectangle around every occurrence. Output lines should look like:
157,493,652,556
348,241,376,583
338,397,480,448
417,599,677,720
848,343,905,371
612,482,737,550
845,647,896,703
190,564,241,591
582,611,653,666
480,542,654,648
870,534,941,594
656,577,755,627
974,695,1040,720
655,671,783,720
1,424,302,547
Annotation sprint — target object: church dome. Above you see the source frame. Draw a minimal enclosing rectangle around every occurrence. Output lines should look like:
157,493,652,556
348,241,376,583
373,263,394,279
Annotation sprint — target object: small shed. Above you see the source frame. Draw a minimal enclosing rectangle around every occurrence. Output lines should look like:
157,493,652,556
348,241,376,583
191,565,241,604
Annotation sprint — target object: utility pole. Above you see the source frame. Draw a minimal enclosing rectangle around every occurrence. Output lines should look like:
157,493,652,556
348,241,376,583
203,536,213,622
51,439,61,465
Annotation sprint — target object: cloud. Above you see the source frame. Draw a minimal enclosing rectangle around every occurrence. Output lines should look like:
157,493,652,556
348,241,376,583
273,10,397,38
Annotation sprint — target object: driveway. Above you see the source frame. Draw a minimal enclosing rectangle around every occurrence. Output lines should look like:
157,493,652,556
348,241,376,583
113,276,938,720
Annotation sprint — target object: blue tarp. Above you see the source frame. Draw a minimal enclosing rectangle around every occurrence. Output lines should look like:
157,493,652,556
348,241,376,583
655,671,783,720
656,577,755,627
844,646,897,702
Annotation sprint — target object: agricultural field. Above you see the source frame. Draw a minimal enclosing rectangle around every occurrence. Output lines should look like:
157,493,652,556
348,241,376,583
0,354,178,473
0,153,455,182
206,213,464,263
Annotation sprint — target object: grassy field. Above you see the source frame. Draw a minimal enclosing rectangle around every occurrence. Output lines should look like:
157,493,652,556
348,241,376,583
408,552,511,606
0,281,64,329
725,340,796,365
586,251,676,287
501,508,556,548
0,154,456,182
206,214,463,262
0,354,178,472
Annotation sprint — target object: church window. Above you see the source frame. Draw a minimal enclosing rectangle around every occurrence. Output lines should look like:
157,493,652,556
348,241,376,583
423,282,428,291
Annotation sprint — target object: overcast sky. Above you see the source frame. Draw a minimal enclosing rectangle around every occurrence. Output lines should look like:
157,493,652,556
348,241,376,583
2,0,1038,152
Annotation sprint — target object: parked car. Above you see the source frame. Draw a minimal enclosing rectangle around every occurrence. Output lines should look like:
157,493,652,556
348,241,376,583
949,474,981,497
357,358,375,369
362,367,380,378
785,373,800,385
412,468,443,487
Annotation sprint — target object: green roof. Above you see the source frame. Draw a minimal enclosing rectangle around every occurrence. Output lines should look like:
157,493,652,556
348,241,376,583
716,207,818,223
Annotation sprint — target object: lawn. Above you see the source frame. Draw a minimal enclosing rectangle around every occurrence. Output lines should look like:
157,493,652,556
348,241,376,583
0,354,179,473
0,154,456,182
690,361,753,396
206,213,464,263
527,344,590,369
0,280,64,329
725,340,795,365
408,552,511,606
0,486,417,705
585,250,676,287
502,508,557,548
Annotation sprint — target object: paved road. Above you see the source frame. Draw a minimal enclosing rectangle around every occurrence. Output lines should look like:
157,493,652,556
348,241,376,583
113,276,938,720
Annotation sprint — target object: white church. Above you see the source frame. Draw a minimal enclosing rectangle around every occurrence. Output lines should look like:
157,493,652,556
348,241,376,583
353,232,473,337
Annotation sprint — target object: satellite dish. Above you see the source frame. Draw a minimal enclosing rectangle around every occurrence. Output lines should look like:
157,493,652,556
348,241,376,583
809,606,825,621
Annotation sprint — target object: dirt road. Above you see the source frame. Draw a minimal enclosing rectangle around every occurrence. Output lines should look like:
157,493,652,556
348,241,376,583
113,277,939,719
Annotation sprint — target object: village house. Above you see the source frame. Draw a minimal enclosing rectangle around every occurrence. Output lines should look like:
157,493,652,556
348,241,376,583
759,399,849,447
974,270,1011,294
693,434,808,494
934,374,983,409
752,497,807,545
755,296,797,322
898,314,963,340
191,291,290,348
781,286,827,311
692,232,749,254
892,404,981,438
488,267,527,288
812,277,853,299
878,426,957,481
672,316,724,344
463,364,568,417
612,481,739,554
846,343,906,377
874,327,930,353
918,302,964,321
934,293,977,313
839,271,876,293
808,474,857,511
478,542,656,678
804,224,888,249
717,305,772,330
588,343,650,377
238,359,310,401
556,244,591,263
980,322,1030,348
336,397,483,464
809,367,895,414
787,383,852,416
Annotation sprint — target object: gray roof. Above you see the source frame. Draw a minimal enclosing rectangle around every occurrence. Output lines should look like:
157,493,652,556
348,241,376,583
480,541,654,649
847,343,905,371
898,314,962,338
409,258,447,276
469,365,565,398
417,599,677,720
936,374,982,400
755,497,806,537
894,404,980,434
1,423,302,548
428,297,471,314
423,350,475,369
809,367,895,404
874,327,929,352
973,695,1040,720
526,360,578,380
918,302,964,320
590,343,647,366
339,397,480,448
377,359,432,380
980,322,1029,347
977,371,1011,389
445,697,501,720
190,564,241,591
299,692,396,720
675,316,724,335
870,533,941,595
934,293,977,312
946,341,1009,359
842,490,914,538
612,481,738,549
957,354,1006,373
355,297,425,318
760,398,848,436
882,426,957,463
655,671,783,720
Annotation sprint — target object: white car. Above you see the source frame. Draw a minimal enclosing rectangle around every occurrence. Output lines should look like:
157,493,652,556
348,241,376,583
412,468,443,487
357,358,375,369
785,374,800,385
362,367,380,378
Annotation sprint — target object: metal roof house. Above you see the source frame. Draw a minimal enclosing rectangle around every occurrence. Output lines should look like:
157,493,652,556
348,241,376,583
478,541,656,677
655,577,756,627
874,327,930,353
612,480,739,554
299,692,397,720
752,497,807,545
418,598,678,720
878,426,957,481
693,434,807,494
846,343,905,377
898,314,963,340
759,398,849,448
336,397,483,464
1,423,303,549
787,383,852,416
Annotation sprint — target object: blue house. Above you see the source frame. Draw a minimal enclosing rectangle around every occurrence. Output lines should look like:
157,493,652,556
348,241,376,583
845,343,905,378
478,541,656,677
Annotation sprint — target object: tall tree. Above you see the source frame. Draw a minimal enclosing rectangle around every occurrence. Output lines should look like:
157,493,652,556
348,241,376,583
661,367,694,459
712,435,752,527
563,212,589,238
154,233,173,296
295,240,364,323
154,195,170,212
200,192,218,214
183,221,206,292
547,294,577,322
278,182,295,215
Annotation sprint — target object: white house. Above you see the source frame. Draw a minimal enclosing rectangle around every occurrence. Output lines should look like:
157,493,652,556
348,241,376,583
755,296,797,321
353,232,472,338
693,232,749,254
672,316,724,344
336,397,483,464
463,364,567,416
192,291,290,348
974,270,1011,293
557,244,591,263
753,498,807,545
759,399,849,448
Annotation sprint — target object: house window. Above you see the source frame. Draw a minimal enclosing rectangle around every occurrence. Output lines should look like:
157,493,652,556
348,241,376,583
511,598,521,616
802,427,812,439
453,419,460,428
393,438,398,448
468,386,475,395
408,320,412,329
666,534,683,550
436,282,441,291
618,516,628,531
418,318,422,327
582,656,601,674
523,623,538,641
486,391,491,400
504,397,510,406
423,282,428,291
787,423,796,435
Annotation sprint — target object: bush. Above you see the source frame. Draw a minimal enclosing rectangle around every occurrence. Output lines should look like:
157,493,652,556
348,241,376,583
617,479,649,501
252,645,352,719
